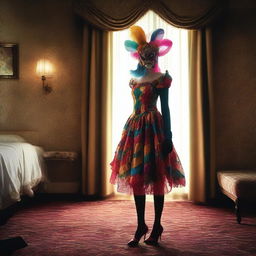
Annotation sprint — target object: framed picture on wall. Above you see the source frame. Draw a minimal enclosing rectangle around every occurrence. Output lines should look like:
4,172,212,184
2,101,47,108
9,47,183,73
0,43,18,79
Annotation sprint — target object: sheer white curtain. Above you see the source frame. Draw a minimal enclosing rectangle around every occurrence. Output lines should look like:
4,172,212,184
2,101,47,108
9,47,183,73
111,11,190,200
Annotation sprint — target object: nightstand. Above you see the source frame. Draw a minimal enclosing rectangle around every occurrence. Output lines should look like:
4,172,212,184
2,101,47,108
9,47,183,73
43,151,80,193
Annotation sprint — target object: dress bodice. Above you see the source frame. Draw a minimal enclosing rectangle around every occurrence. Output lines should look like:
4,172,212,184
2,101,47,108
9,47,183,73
129,71,172,115
131,83,158,114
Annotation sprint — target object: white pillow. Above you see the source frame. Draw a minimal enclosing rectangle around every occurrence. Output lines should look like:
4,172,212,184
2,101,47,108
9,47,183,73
0,134,26,142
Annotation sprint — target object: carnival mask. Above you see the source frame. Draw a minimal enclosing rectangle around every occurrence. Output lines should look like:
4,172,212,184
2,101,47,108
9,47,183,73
138,43,159,69
124,26,173,77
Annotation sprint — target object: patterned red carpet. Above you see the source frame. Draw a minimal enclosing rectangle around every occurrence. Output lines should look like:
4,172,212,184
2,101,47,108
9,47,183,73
0,200,256,256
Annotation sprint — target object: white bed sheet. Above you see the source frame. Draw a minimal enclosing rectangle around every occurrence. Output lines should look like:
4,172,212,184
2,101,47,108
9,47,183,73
0,142,44,209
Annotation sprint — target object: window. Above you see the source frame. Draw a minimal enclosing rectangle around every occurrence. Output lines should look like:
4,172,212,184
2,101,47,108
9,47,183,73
111,11,190,200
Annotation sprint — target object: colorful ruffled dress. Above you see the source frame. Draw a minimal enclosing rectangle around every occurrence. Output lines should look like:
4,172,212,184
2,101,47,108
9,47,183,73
110,71,186,195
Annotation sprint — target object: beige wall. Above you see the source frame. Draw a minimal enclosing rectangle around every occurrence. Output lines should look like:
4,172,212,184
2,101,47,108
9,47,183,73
213,0,256,169
0,0,82,152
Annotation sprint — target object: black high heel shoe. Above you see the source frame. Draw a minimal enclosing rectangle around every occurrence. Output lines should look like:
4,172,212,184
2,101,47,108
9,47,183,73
144,224,163,246
127,224,149,247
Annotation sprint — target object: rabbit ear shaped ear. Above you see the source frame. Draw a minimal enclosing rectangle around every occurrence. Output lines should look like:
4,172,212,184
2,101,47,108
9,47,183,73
150,28,164,42
124,40,138,53
158,39,173,56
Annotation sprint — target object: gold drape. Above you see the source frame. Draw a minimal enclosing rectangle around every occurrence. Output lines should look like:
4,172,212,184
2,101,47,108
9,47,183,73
188,29,215,203
81,26,113,197
78,0,222,201
74,0,226,30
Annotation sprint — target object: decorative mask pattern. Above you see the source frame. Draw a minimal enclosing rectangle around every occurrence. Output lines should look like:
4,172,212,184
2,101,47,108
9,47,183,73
138,43,158,69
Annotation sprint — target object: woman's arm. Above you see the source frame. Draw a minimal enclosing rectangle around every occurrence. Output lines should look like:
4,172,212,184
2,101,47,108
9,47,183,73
159,88,173,154
159,88,172,140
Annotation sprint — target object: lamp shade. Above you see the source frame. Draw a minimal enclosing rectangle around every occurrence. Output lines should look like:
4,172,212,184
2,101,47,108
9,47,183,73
36,59,53,76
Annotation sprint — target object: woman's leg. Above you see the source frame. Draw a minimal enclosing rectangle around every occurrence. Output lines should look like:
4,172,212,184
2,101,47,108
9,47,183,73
144,194,164,244
134,194,146,228
153,195,164,227
127,193,148,246
132,181,147,229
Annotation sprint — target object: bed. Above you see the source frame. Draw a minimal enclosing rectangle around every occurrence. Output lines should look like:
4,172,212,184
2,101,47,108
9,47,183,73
0,134,45,210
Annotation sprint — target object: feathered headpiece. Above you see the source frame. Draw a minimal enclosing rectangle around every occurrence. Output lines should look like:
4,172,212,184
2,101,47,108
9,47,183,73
124,26,173,77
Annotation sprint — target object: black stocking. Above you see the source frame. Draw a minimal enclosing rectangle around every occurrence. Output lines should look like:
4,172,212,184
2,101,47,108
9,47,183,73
134,195,146,228
153,195,164,226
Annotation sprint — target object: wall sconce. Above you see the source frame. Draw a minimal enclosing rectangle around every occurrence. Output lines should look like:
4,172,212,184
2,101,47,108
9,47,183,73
36,59,53,94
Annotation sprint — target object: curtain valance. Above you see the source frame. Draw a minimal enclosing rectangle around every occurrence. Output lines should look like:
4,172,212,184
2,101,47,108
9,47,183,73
74,0,226,30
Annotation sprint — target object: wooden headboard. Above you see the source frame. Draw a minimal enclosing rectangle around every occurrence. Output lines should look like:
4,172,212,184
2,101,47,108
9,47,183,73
0,131,41,146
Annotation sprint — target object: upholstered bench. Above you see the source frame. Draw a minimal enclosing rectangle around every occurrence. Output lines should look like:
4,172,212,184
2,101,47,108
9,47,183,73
217,170,256,223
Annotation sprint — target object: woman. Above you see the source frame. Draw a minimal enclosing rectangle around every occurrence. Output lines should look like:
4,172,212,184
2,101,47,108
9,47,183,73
110,26,186,247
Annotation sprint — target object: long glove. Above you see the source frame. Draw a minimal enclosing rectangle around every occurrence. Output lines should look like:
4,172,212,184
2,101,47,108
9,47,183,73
159,88,173,156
